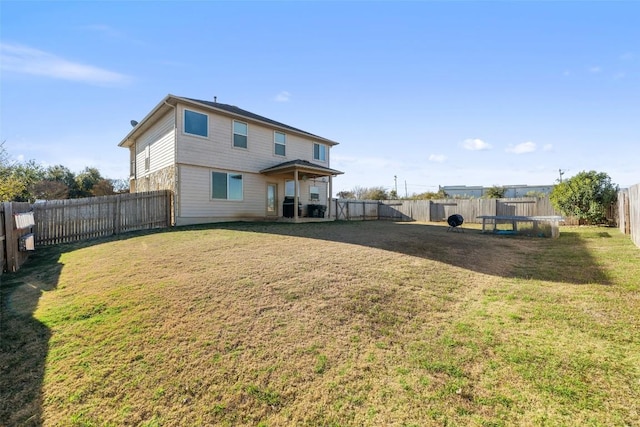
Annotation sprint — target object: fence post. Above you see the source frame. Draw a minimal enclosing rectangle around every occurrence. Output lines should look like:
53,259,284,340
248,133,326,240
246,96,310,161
114,195,121,235
167,190,173,226
3,202,18,273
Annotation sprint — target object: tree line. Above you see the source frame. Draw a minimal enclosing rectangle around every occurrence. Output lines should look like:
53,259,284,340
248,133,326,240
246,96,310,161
337,171,619,225
335,185,522,200
336,186,449,201
1,141,128,202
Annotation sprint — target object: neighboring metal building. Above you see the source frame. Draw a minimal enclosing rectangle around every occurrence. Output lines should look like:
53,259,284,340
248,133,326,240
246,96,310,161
439,184,554,198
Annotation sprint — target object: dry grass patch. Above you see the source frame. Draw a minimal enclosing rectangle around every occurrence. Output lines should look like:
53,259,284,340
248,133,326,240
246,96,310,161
1,222,639,426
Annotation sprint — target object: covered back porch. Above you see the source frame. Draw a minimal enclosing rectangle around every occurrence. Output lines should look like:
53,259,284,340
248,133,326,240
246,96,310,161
260,159,344,222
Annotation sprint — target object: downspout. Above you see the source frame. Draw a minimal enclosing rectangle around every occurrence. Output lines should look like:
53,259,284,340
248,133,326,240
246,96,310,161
164,100,178,225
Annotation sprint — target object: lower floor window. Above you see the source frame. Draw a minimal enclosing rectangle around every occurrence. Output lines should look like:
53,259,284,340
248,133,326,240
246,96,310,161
310,186,320,201
212,171,243,200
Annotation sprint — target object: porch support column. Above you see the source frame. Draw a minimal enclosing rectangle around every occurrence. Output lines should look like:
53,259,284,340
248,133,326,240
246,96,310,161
294,169,299,220
328,175,333,218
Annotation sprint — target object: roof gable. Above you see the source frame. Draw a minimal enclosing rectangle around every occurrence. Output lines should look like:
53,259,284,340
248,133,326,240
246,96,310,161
119,94,339,148
177,96,338,146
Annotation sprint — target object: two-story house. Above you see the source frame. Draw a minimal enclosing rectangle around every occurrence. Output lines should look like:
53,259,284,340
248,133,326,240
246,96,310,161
118,95,343,225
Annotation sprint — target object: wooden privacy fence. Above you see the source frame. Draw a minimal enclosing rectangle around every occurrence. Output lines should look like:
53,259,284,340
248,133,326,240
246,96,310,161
1,191,172,274
334,196,572,224
33,190,172,246
619,184,640,248
1,202,33,273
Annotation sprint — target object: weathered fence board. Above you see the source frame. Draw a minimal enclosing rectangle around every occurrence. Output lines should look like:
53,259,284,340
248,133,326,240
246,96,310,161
1,202,34,273
1,191,172,274
629,184,640,248
33,191,171,246
372,197,566,224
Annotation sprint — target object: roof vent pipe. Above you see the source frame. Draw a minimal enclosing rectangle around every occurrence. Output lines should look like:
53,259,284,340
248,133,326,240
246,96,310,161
214,96,217,103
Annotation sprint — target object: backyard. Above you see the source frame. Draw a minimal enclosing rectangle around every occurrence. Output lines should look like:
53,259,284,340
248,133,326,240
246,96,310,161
1,221,639,426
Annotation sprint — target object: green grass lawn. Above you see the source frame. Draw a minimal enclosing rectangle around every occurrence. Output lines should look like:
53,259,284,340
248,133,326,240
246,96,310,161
1,221,639,426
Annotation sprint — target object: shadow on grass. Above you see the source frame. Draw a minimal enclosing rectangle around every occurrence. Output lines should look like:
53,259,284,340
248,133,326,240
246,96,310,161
0,248,63,426
186,220,612,285
0,220,613,424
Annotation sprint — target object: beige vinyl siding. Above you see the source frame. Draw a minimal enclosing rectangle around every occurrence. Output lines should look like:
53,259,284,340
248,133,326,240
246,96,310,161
177,164,270,224
175,103,329,172
172,102,334,224
135,111,176,177
300,180,328,203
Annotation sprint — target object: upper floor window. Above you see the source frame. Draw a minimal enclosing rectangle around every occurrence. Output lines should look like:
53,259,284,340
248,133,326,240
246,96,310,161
184,109,208,137
212,171,243,200
313,143,327,161
144,145,150,171
274,131,286,156
233,120,248,148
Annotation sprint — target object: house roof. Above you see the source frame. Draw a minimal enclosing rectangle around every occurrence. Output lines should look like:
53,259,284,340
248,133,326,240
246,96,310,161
260,159,344,178
119,94,339,148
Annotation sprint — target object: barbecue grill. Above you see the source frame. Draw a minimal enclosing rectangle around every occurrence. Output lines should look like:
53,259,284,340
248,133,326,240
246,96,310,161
447,214,464,232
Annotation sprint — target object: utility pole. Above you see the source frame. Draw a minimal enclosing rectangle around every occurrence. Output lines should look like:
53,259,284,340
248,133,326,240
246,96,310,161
558,169,565,183
394,175,398,195
405,180,408,198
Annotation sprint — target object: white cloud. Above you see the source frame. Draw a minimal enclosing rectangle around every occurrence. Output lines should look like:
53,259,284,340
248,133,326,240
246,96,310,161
542,144,553,152
0,42,131,85
620,52,635,61
613,72,626,80
588,66,602,73
506,141,536,154
428,154,447,163
563,70,571,77
274,91,291,102
462,138,492,151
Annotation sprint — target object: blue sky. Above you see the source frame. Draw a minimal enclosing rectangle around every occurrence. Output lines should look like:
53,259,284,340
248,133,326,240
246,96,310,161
1,1,638,195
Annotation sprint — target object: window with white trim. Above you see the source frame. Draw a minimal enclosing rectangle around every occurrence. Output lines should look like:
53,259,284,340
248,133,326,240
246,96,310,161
144,145,150,171
313,143,327,161
285,180,297,197
184,109,208,137
310,186,320,201
274,131,286,156
212,171,243,200
233,120,248,148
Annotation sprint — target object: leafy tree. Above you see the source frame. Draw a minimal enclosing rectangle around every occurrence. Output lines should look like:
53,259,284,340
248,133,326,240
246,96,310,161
32,180,70,200
91,179,116,196
9,160,45,202
1,142,125,201
352,186,367,200
75,167,104,198
362,186,389,200
524,191,547,198
336,190,355,199
409,189,448,200
337,186,390,200
1,141,24,201
550,170,618,225
0,175,26,202
45,164,79,196
484,185,506,199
